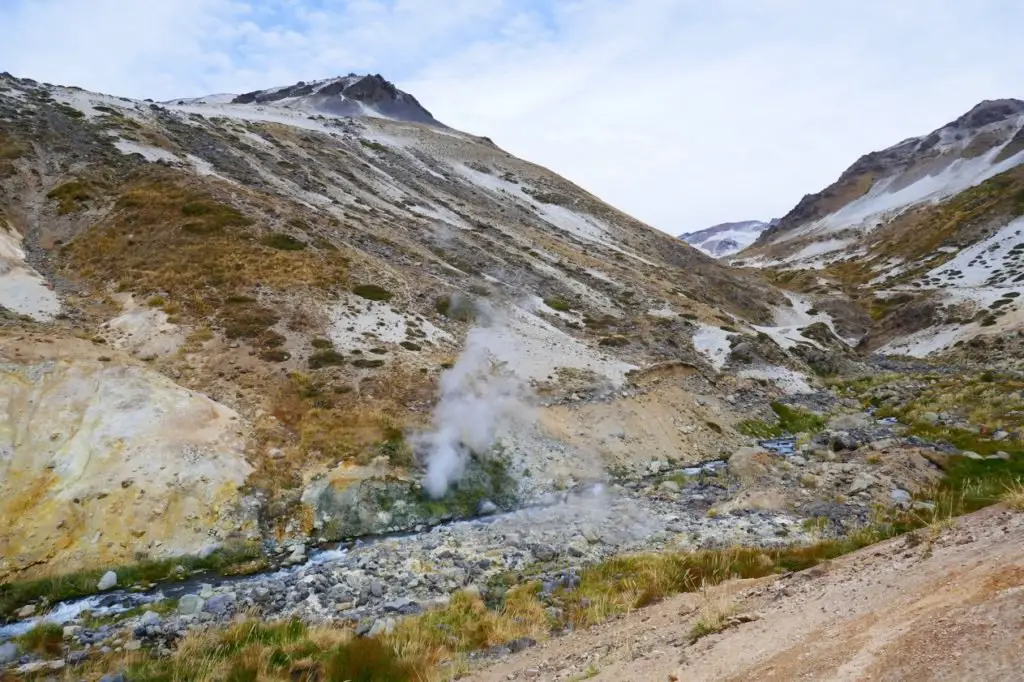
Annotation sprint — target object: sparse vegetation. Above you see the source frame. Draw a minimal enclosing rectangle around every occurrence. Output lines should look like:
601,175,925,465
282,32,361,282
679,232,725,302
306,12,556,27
17,621,64,655
688,588,737,643
63,171,348,325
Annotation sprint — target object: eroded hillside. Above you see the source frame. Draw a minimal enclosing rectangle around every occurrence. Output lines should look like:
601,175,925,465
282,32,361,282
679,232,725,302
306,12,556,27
0,72,844,581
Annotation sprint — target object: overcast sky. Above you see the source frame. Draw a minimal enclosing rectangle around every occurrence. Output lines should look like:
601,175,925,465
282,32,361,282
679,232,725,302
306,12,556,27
2,0,1022,234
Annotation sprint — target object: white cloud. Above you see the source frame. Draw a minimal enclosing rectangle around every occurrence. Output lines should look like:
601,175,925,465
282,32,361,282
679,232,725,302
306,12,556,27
1,0,1022,233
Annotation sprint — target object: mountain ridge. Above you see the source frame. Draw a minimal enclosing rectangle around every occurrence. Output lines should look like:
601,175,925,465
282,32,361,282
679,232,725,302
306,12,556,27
168,73,445,127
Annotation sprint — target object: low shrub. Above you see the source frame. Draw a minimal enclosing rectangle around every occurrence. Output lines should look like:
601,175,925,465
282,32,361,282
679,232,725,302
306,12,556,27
353,284,394,302
261,233,307,251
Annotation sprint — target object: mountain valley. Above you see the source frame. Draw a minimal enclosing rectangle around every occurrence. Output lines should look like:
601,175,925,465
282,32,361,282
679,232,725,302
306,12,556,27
0,72,1022,681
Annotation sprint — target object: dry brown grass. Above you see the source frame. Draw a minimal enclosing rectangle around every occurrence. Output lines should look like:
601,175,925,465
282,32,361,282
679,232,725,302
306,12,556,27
1002,478,1024,511
387,587,549,675
688,583,739,643
78,589,546,682
63,169,349,321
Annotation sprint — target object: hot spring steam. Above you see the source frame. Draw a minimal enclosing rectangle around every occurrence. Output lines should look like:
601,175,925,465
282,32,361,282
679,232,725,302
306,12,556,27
415,310,532,498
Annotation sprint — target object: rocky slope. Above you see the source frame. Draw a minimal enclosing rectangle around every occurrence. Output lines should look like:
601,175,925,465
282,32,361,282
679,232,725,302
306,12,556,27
732,99,1024,357
680,220,774,258
0,71,852,581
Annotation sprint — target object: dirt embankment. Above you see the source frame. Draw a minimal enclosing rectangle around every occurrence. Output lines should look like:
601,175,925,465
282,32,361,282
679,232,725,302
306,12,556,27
468,504,1024,682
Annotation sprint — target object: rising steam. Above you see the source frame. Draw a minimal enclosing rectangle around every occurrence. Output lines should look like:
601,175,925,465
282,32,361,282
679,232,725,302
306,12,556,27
415,302,533,498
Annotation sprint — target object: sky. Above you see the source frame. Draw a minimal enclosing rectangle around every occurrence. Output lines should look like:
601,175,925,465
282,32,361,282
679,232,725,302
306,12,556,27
2,0,1023,234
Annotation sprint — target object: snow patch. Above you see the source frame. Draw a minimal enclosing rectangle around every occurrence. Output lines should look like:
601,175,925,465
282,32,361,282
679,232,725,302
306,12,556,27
114,139,178,163
738,365,814,394
692,324,733,371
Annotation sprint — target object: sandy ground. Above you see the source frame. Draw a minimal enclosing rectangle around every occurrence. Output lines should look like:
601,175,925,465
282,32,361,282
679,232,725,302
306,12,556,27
467,505,1024,682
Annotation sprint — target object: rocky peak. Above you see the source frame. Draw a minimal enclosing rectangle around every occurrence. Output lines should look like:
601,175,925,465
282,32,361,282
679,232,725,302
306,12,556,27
949,98,1024,131
227,73,442,126
755,96,1024,245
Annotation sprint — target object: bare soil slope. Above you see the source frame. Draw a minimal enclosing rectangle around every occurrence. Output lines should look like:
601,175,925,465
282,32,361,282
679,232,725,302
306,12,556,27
469,504,1024,682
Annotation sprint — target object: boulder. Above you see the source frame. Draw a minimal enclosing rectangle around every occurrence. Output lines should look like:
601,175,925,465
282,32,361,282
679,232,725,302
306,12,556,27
178,594,203,615
0,642,19,665
849,473,875,494
728,447,771,482
97,571,118,591
139,610,161,627
890,489,912,505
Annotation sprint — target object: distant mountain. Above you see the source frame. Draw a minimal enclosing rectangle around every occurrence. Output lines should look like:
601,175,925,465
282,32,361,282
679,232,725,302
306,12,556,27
735,98,1024,357
169,74,444,126
740,99,1024,269
679,220,775,257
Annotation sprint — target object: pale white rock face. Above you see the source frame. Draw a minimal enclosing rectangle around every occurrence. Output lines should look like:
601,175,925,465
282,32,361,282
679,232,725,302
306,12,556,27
0,225,60,321
0,338,254,580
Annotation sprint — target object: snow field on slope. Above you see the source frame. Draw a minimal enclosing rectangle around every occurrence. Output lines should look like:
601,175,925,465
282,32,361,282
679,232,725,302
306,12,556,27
784,145,1024,242
918,216,1024,288
454,164,655,265
113,139,179,163
753,292,852,348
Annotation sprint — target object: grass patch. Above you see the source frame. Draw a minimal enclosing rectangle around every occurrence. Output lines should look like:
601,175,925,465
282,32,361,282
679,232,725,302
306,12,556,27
1002,478,1024,511
0,541,263,619
353,284,394,302
46,180,93,214
543,297,572,312
598,335,629,347
736,403,823,439
93,588,543,682
0,138,25,160
737,419,781,439
17,622,64,655
311,338,334,350
771,401,825,434
435,294,476,322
